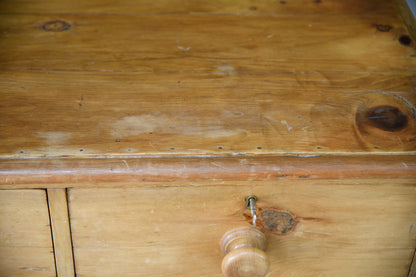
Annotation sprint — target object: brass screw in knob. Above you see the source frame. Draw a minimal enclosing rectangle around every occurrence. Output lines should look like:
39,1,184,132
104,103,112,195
220,227,269,277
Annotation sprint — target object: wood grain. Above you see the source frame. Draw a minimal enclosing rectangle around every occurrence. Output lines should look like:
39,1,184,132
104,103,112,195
0,190,56,277
0,14,414,73
0,155,416,188
0,0,414,276
0,0,397,15
396,0,416,43
47,189,75,277
68,179,416,277
0,71,415,159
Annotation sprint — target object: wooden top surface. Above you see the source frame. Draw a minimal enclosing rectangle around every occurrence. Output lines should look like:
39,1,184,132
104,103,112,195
0,0,415,164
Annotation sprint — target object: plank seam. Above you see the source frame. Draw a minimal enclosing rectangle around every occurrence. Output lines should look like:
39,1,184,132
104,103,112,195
1,153,416,161
45,189,59,277
1,67,416,75
65,188,77,277
408,247,416,277
0,12,395,17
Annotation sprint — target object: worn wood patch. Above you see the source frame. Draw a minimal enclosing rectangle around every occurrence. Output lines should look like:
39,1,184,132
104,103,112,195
0,71,415,158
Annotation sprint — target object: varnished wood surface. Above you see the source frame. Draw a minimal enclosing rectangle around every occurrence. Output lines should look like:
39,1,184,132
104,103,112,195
0,71,415,159
0,0,397,15
68,179,416,277
0,0,415,275
0,14,414,73
0,190,56,277
396,0,416,43
0,0,415,160
0,155,415,188
47,189,75,277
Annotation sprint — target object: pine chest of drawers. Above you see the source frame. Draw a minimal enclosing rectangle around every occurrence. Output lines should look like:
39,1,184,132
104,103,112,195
1,0,416,276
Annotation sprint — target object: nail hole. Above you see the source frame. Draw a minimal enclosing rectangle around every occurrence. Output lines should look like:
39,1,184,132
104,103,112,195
79,149,84,152
399,35,412,46
256,146,262,149
170,147,175,150
115,139,121,142
20,150,24,153
249,6,257,10
218,146,223,149
127,148,132,152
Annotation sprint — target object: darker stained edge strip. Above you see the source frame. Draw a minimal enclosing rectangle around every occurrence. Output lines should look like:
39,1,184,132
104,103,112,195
0,155,415,187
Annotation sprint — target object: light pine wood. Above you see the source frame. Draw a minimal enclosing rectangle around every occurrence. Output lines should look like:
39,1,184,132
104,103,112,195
0,0,396,15
0,190,56,277
0,71,415,159
68,179,416,277
0,14,414,73
47,189,75,277
221,227,269,277
396,0,416,42
0,0,415,275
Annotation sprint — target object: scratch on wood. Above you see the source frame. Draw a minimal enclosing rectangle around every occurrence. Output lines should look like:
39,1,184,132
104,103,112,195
210,162,226,170
19,267,47,272
397,136,404,145
263,116,282,135
281,120,293,131
217,65,235,73
177,46,191,51
122,160,130,169
148,141,157,151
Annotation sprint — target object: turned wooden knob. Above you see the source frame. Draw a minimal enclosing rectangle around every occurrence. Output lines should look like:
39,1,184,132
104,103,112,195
220,226,269,277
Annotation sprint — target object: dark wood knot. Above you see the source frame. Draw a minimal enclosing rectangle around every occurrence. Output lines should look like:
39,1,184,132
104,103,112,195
360,105,408,132
354,93,416,150
259,209,296,235
399,35,412,46
375,24,392,32
42,20,71,32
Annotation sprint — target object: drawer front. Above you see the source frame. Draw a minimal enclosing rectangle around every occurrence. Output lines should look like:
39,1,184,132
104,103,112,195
0,190,56,277
68,179,416,277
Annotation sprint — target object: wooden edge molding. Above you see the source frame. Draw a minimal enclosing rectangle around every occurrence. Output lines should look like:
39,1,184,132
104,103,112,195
47,189,76,277
0,155,415,188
